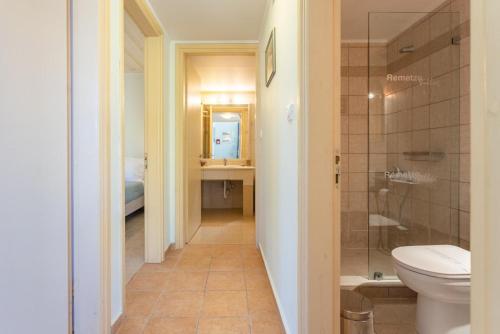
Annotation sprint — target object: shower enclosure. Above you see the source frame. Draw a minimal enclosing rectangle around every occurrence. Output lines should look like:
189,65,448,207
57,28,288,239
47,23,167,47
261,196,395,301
341,7,470,280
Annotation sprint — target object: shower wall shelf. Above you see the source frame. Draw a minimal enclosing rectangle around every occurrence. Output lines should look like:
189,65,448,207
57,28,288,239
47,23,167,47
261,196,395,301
402,151,445,162
388,178,417,185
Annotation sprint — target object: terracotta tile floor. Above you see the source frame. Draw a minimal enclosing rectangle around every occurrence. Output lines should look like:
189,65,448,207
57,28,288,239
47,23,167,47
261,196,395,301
190,209,256,245
117,209,285,334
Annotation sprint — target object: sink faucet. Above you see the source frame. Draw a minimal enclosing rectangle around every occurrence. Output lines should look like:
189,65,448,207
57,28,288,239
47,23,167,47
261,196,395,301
223,158,228,166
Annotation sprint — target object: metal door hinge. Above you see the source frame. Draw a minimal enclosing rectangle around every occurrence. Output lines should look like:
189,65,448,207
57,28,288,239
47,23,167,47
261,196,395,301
335,155,341,186
144,154,148,170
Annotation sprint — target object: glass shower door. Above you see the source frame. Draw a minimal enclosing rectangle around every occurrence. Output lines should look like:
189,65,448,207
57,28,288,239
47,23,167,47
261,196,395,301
368,11,462,280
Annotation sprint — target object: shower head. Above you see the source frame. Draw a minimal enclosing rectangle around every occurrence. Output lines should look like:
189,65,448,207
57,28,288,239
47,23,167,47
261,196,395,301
399,45,415,54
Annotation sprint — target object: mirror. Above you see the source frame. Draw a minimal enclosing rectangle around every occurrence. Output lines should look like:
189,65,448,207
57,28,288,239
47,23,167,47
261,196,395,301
202,104,250,160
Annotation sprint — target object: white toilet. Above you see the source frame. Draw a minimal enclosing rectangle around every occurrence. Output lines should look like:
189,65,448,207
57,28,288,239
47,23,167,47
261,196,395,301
392,245,471,334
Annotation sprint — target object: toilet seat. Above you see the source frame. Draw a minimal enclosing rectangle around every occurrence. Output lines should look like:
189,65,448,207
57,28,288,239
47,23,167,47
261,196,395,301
392,245,470,279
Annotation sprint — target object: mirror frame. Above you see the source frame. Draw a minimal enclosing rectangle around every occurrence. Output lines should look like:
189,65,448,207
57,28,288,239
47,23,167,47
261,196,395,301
203,104,250,161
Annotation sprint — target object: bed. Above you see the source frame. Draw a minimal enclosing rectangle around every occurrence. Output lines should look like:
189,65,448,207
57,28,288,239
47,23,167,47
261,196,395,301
125,180,144,216
125,157,145,216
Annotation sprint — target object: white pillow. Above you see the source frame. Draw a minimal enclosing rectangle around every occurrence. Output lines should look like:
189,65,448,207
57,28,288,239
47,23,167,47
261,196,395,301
125,157,144,182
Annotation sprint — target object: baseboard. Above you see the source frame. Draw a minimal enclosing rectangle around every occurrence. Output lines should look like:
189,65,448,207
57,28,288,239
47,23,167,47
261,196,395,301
258,243,292,334
111,313,124,334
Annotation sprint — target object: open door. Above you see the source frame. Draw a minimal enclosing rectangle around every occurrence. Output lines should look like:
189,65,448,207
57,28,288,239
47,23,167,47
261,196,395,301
184,58,202,242
124,0,165,264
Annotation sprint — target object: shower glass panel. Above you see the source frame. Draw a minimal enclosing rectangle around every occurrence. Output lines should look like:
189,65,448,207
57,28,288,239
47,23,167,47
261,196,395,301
368,11,461,280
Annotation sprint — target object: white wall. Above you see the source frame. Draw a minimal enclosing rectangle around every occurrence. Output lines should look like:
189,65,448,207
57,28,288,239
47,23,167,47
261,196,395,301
72,0,112,331
125,73,145,159
0,1,70,333
256,1,299,332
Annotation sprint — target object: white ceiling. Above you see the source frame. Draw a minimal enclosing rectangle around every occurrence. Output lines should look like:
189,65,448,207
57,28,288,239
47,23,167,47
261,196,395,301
342,0,447,42
125,12,144,73
188,55,256,92
148,0,268,41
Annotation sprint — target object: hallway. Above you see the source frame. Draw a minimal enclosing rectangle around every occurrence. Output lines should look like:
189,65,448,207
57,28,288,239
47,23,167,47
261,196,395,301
117,210,285,333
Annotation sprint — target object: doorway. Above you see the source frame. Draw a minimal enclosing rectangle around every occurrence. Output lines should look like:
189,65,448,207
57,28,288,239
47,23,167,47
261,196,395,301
123,11,146,281
174,45,258,248
183,53,257,245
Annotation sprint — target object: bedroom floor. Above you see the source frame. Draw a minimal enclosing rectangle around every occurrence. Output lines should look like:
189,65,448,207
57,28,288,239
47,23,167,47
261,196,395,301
116,209,285,333
126,210,145,282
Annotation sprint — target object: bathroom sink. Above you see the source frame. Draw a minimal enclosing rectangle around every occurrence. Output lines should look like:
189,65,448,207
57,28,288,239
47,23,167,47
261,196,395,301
201,165,255,170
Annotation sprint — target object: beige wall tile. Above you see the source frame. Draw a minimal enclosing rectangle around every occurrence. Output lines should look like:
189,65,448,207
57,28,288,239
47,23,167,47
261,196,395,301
412,106,430,130
341,47,349,66
411,130,430,152
413,19,430,49
369,95,384,114
460,66,469,97
349,173,368,192
430,126,460,154
349,96,368,115
397,110,412,132
349,47,368,66
459,182,470,212
412,84,430,108
459,94,470,125
430,46,458,78
451,0,470,25
349,211,368,230
349,192,368,213
459,210,470,242
369,134,387,154
369,47,387,66
341,115,349,134
429,99,459,128
460,37,470,67
349,77,368,95
349,134,368,153
341,134,349,153
349,116,368,134
349,154,368,172
341,95,348,114
369,154,387,173
341,76,349,96
460,124,470,153
430,9,451,40
460,154,470,183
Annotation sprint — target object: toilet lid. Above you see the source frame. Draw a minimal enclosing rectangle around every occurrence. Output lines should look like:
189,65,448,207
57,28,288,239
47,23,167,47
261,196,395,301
392,245,470,279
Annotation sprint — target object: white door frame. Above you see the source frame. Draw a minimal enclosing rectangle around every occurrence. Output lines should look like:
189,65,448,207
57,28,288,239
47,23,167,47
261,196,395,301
470,0,500,332
174,43,259,249
298,0,339,332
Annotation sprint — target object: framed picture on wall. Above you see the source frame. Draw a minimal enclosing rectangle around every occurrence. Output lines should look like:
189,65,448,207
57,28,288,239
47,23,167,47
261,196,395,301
265,28,276,87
